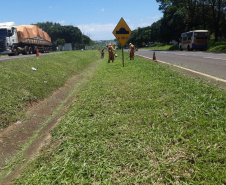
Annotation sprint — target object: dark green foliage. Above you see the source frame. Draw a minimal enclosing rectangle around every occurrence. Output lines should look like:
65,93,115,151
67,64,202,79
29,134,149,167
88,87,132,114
55,38,66,46
35,21,55,32
128,27,151,48
208,40,226,52
48,25,82,49
157,0,226,42
35,22,94,50
141,0,226,44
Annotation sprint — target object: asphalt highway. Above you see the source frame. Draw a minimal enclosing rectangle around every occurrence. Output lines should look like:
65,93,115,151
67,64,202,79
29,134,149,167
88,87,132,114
135,49,226,81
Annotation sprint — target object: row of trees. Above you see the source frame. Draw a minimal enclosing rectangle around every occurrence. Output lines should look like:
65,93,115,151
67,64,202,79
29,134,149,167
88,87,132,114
128,0,226,46
127,27,152,48
35,22,94,50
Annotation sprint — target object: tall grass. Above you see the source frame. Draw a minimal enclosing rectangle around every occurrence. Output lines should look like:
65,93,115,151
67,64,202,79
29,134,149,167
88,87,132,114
14,53,226,184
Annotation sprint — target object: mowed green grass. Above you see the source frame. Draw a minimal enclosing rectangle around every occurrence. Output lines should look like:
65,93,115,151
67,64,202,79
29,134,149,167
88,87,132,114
14,52,225,184
0,51,100,129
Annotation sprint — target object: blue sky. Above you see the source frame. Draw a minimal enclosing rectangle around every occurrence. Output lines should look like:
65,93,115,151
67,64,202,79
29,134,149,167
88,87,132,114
0,0,162,40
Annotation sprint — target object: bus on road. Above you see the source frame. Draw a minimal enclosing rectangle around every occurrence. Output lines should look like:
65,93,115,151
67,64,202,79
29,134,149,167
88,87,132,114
179,30,208,51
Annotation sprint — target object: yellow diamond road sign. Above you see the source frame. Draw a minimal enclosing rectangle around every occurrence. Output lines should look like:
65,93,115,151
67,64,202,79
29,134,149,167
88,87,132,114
113,18,132,47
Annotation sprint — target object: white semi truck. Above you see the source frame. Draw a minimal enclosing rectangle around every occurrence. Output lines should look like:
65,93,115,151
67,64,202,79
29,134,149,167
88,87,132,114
0,22,51,56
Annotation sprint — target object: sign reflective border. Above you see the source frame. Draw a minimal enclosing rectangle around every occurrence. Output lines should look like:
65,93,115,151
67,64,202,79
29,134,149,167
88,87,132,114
113,18,132,47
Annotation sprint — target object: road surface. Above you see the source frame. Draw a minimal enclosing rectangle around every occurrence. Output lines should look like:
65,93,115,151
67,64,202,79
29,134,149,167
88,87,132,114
135,50,226,81
0,52,62,62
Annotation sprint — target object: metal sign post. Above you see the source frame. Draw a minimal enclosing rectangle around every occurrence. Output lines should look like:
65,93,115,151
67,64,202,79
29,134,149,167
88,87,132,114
122,47,124,67
113,17,132,67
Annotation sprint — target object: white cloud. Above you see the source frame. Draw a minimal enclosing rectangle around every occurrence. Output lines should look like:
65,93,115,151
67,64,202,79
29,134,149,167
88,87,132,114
151,15,161,20
76,14,162,40
146,15,162,20
138,22,152,27
135,15,162,28
78,23,116,40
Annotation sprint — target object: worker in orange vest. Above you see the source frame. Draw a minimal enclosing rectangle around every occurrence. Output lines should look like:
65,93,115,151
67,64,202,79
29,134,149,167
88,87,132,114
108,44,115,63
101,48,105,58
129,43,135,60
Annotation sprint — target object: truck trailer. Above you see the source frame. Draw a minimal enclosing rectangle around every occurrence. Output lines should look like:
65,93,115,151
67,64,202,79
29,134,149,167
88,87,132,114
0,22,51,56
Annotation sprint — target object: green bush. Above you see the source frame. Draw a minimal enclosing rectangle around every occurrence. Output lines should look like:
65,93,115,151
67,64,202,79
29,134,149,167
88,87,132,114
208,40,226,52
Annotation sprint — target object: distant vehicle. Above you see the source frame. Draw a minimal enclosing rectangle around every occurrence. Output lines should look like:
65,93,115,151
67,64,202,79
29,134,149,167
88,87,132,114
179,30,208,51
0,22,51,56
149,42,154,46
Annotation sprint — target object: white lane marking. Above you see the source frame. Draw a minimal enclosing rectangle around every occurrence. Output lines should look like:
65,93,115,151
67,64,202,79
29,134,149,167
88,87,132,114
135,54,226,83
203,57,226,61
168,53,226,60
174,53,187,56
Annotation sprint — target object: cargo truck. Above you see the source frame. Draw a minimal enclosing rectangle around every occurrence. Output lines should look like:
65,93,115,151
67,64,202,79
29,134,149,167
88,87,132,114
0,22,51,56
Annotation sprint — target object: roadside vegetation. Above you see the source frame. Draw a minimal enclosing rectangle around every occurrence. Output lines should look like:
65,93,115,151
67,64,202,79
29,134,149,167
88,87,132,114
127,1,225,48
87,40,114,50
142,42,179,51
0,50,99,129
208,40,226,52
141,40,226,52
36,22,94,50
13,51,225,184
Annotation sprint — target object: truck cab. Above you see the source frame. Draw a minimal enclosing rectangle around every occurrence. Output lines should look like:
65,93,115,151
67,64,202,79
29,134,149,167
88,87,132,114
0,22,18,55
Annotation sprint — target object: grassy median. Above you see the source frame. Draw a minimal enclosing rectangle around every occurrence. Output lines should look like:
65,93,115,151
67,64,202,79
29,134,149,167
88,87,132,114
0,51,100,129
13,52,226,184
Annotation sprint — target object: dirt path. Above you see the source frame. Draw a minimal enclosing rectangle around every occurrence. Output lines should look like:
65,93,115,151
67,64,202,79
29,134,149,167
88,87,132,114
0,59,101,184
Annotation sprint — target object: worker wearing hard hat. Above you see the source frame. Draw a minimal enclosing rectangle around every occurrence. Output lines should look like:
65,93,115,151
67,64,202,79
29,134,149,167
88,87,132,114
108,44,115,63
129,43,135,60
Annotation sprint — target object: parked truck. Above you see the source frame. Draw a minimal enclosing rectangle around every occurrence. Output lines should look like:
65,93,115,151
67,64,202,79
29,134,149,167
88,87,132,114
0,22,51,56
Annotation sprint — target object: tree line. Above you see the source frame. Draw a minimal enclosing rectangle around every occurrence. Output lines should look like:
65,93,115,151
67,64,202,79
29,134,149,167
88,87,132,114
128,0,226,47
35,22,94,50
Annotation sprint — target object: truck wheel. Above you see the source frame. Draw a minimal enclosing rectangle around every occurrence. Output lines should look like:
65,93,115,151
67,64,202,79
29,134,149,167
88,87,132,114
33,46,37,54
29,47,33,54
23,46,29,55
180,46,183,51
187,45,192,51
13,48,19,56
